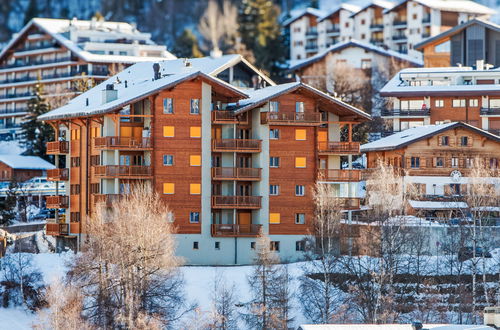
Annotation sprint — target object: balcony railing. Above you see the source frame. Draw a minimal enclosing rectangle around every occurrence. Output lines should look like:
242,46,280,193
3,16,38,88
15,42,58,53
370,38,384,44
335,198,361,210
47,168,69,181
260,112,322,125
422,32,430,38
46,195,69,209
0,70,107,85
487,129,500,136
318,169,361,182
305,44,318,51
212,167,262,181
392,35,407,41
305,30,318,37
480,107,500,115
212,139,261,152
393,20,407,27
0,57,72,70
370,23,384,29
317,142,360,154
46,141,69,154
212,110,248,124
422,16,431,23
326,26,340,34
212,195,262,209
93,137,152,150
381,109,430,117
0,108,28,115
93,165,152,178
93,194,122,207
46,223,69,236
3,91,36,99
211,224,262,237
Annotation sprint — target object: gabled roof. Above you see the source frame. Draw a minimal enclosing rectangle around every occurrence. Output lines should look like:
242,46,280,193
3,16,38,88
415,18,500,50
283,8,326,26
318,4,362,22
360,122,500,152
233,82,371,121
385,0,495,15
289,39,423,71
0,155,55,170
350,0,395,18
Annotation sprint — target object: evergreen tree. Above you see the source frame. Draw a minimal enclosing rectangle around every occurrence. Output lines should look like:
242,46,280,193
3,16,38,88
310,0,320,9
0,182,18,226
21,82,53,160
24,0,39,25
172,29,204,58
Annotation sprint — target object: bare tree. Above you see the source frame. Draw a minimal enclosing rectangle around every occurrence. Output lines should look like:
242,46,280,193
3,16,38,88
198,0,238,55
208,271,238,329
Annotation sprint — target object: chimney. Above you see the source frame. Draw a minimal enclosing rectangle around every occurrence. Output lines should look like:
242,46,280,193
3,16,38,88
102,84,118,104
153,63,161,80
476,59,484,71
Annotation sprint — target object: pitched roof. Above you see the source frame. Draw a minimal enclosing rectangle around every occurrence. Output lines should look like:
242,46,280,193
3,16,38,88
415,18,500,50
289,39,423,71
350,0,395,18
318,4,362,22
385,0,495,15
0,155,55,170
283,7,327,26
360,122,500,152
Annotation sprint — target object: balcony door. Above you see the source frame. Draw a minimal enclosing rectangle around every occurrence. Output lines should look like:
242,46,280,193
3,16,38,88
237,155,252,168
237,183,251,196
238,212,251,233
237,128,251,139
120,154,143,166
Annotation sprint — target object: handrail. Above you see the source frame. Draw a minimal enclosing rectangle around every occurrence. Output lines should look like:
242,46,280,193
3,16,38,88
93,137,152,149
317,141,360,153
93,165,152,177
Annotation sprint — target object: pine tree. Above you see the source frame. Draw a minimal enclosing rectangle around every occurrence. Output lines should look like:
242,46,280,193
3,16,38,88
24,0,38,25
21,82,53,160
172,29,204,58
0,182,17,226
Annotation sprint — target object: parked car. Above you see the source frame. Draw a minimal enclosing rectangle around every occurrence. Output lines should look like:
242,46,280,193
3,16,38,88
458,247,492,261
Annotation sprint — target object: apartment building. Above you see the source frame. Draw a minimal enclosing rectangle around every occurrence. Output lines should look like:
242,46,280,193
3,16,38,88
38,57,370,265
285,0,494,63
361,122,500,219
0,17,176,141
379,66,500,135
415,19,500,67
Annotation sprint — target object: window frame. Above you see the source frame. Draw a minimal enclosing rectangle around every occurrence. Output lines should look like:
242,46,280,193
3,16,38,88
270,157,280,168
295,185,305,196
163,155,174,166
270,128,280,139
270,184,280,196
190,99,200,115
189,212,200,223
295,213,305,224
163,98,174,114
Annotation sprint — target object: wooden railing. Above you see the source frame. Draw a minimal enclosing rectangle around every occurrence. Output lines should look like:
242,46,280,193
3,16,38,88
70,222,80,234
335,198,361,210
212,195,262,209
46,141,69,154
45,195,69,209
93,137,152,149
212,139,261,152
317,142,360,154
211,224,262,237
212,167,261,181
260,112,322,125
93,194,122,207
46,222,78,236
93,165,152,178
318,169,361,182
47,168,69,181
212,111,248,124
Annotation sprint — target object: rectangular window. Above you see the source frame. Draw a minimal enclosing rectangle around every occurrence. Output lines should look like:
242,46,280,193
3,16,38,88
193,241,199,249
451,157,459,168
163,155,174,166
295,102,305,113
295,129,306,141
270,129,280,139
270,185,279,196
295,157,306,168
250,242,256,250
190,99,200,114
441,136,449,146
270,241,280,251
163,98,173,114
190,155,201,166
163,126,175,137
190,212,200,223
434,99,444,107
296,240,305,251
190,126,201,138
90,183,100,194
270,101,279,112
461,136,468,146
469,99,479,107
295,213,305,224
411,157,420,168
270,157,280,168
450,184,460,195
269,213,281,224
90,155,100,166
215,242,220,250
452,99,466,107
70,157,80,167
70,184,81,195
436,157,444,167
190,183,201,195
166,212,175,222
295,185,305,196
465,158,473,168
163,183,175,194
70,212,81,222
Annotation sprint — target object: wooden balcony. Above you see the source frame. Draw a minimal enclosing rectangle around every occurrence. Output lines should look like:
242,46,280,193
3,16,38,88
46,195,69,209
212,139,261,153
212,167,261,181
93,165,152,179
212,110,248,124
93,194,122,207
334,198,361,210
93,137,152,150
211,224,262,237
260,112,322,126
318,142,360,154
47,168,69,181
46,141,69,154
45,222,79,236
318,169,361,182
212,195,262,209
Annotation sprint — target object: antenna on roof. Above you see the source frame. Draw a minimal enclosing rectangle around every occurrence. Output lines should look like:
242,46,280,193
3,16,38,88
153,63,161,80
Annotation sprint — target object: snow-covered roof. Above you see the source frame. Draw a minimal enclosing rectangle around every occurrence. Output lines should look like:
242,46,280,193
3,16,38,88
0,155,55,170
299,325,495,330
386,0,495,15
0,18,176,64
318,4,362,22
409,200,468,209
360,122,500,152
283,7,327,26
289,39,423,71
350,0,396,17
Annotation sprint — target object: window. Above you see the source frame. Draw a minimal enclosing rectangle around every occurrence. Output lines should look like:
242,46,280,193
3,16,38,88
190,126,201,138
295,213,305,224
269,213,281,224
451,157,459,168
295,102,305,113
90,183,100,194
270,241,280,251
163,98,173,114
193,241,199,250
361,59,372,69
270,157,280,168
70,184,81,195
163,126,175,137
163,183,175,194
296,240,305,251
469,99,479,107
190,99,200,114
163,155,174,166
270,101,279,112
466,158,473,168
452,99,466,107
90,155,100,166
70,212,81,222
190,155,201,166
190,183,201,195
361,19,365,25
436,157,444,167
166,212,175,222
295,185,305,196
450,184,460,195
71,129,80,140
70,157,80,167
490,158,498,168
295,157,306,168
435,99,444,107
441,136,449,146
361,33,366,39
295,129,306,140
215,242,220,250
270,185,279,196
460,136,468,146
411,157,420,168
190,212,200,223
251,242,256,250
270,129,280,139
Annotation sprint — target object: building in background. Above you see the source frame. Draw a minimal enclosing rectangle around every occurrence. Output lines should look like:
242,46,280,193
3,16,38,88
350,0,395,47
0,17,176,141
0,154,54,182
38,57,370,264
